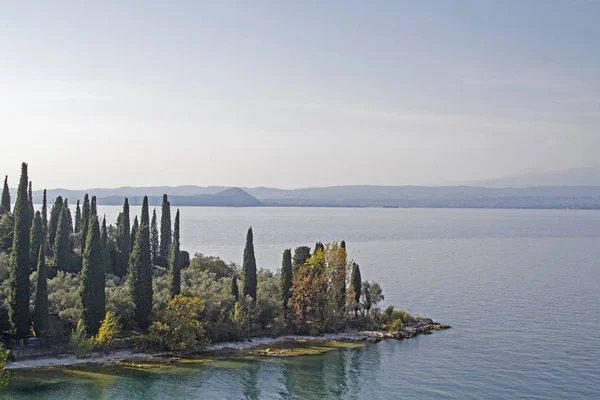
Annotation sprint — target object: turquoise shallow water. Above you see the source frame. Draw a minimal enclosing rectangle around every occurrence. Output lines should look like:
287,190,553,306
7,207,600,399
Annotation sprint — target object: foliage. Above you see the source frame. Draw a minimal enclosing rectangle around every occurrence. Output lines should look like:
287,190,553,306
94,311,121,352
105,275,136,331
0,212,14,253
231,275,239,301
280,249,292,316
0,175,10,215
257,270,283,328
291,249,329,330
115,199,130,277
349,262,362,317
29,211,43,272
80,217,105,335
74,200,81,233
140,295,208,352
34,245,49,336
230,295,260,339
130,216,139,253
242,227,257,301
71,319,94,358
168,209,181,298
41,189,48,253
48,272,81,322
53,206,74,272
48,196,64,249
0,343,10,391
80,194,90,251
150,208,159,265
8,162,31,340
189,253,238,278
292,246,311,272
361,281,384,314
325,242,348,316
158,194,171,267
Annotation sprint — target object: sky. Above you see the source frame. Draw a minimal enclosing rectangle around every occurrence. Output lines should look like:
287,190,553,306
1,0,599,189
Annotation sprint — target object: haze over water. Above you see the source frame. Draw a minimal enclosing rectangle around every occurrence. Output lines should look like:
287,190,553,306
8,207,600,399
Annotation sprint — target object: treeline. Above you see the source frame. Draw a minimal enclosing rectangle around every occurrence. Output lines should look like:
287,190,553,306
0,163,387,354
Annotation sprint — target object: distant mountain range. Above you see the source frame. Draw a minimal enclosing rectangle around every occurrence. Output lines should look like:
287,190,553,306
16,166,600,209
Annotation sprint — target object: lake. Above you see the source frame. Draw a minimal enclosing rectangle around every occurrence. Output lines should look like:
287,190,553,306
6,207,600,399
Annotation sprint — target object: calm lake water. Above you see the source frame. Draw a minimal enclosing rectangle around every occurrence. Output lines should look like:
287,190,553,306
7,207,600,399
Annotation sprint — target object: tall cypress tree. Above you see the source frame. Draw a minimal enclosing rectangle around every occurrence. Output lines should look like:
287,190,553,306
350,262,362,317
101,216,111,275
48,196,64,249
74,200,81,233
34,245,48,337
314,242,325,254
28,181,34,227
150,208,159,266
53,206,71,272
41,189,48,252
281,248,293,314
292,246,311,272
80,216,105,335
8,162,31,340
130,216,139,253
0,175,10,215
168,209,181,299
64,199,73,233
128,196,152,330
159,194,171,267
91,196,97,216
30,211,43,273
231,275,239,302
80,194,90,250
242,227,257,301
116,198,130,277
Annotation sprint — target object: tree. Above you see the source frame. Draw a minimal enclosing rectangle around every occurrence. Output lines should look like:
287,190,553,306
116,198,130,277
48,196,63,249
91,196,97,216
349,262,362,317
159,194,171,267
101,216,111,274
80,217,105,335
0,343,9,391
29,211,43,272
168,209,181,299
80,194,90,250
281,249,293,315
291,250,328,329
231,275,239,302
130,216,139,253
41,189,48,252
242,227,257,301
150,208,159,265
74,200,81,233
64,199,73,233
34,245,49,337
95,311,120,352
53,205,72,272
293,246,311,272
8,162,31,340
0,175,10,215
314,242,325,254
28,181,34,230
128,196,152,330
327,242,347,314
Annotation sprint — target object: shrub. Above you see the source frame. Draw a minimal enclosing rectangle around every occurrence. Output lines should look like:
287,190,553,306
390,318,404,331
95,311,121,353
71,320,94,358
0,343,9,391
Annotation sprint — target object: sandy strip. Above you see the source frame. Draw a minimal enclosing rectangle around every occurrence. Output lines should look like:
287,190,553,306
7,332,369,370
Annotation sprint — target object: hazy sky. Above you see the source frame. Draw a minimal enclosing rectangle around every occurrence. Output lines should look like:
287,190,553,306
1,1,599,189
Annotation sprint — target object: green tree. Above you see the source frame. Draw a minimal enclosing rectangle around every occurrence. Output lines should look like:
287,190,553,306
116,198,130,277
28,181,34,231
48,196,63,249
0,175,10,215
168,209,181,299
128,196,152,330
231,275,239,302
80,194,90,250
281,248,293,315
101,216,111,274
53,206,72,272
91,196,97,216
8,162,31,340
150,208,159,265
349,262,362,317
159,194,171,267
34,245,49,337
64,199,73,233
80,216,105,335
293,246,311,272
29,211,43,272
94,311,120,353
74,200,81,233
130,216,139,253
41,189,48,252
242,227,257,301
0,343,10,391
314,242,325,254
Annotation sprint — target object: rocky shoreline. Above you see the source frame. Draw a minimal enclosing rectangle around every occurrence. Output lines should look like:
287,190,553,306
7,319,450,370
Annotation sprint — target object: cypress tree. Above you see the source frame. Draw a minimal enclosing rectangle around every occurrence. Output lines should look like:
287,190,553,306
281,248,293,314
64,199,73,233
242,227,257,301
41,189,48,252
34,245,48,337
80,216,105,335
159,194,171,267
128,196,152,330
231,275,239,302
150,208,159,265
314,242,325,254
48,196,64,249
101,216,111,274
350,262,362,317
130,216,139,253
116,198,130,277
8,162,31,340
168,209,181,299
28,181,34,226
80,194,90,250
53,206,71,272
74,200,81,233
0,175,10,215
91,196,97,216
30,211,43,273
292,246,311,272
